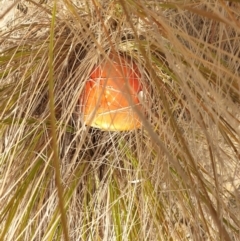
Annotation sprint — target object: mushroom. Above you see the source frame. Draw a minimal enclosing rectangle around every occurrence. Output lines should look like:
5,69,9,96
80,52,143,131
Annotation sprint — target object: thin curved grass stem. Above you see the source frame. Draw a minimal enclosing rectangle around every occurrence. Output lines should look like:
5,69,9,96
48,2,69,241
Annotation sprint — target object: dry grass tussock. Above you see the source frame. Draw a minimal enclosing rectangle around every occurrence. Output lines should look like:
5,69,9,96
0,0,240,240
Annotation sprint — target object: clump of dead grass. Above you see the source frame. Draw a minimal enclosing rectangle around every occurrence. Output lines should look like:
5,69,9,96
0,0,239,241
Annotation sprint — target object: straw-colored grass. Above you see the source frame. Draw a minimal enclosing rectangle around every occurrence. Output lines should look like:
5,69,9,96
0,0,239,240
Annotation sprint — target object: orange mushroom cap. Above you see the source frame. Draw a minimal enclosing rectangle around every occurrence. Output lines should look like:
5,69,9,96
80,53,143,131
